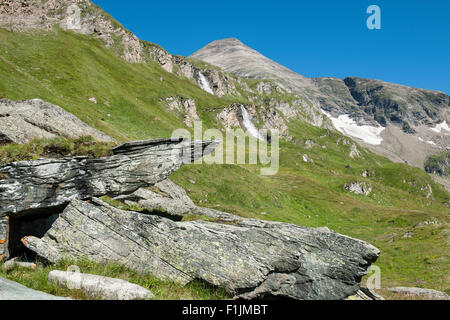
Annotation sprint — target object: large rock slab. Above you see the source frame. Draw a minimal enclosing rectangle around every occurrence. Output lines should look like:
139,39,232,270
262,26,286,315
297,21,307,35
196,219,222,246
48,270,154,300
23,198,380,300
0,99,115,144
0,138,218,260
114,178,198,219
0,138,218,218
0,276,70,300
115,178,252,223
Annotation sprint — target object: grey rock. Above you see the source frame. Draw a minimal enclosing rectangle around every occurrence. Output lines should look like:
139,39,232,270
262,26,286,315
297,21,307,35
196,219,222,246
343,77,448,129
344,182,372,196
115,179,197,219
48,270,154,300
0,276,70,300
216,103,290,137
23,198,380,300
302,154,313,163
349,143,362,159
190,38,313,93
388,287,449,300
0,98,115,144
0,138,218,259
0,138,217,218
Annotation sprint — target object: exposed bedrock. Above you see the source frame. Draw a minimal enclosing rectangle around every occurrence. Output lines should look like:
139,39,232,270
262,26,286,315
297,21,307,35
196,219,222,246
0,98,115,144
22,197,380,300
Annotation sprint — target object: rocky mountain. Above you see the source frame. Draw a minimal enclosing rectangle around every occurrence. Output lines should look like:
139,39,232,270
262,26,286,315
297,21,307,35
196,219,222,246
190,38,450,168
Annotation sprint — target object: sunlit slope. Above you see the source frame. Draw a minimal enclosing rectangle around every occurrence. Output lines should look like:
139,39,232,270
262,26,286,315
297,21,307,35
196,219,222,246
0,27,448,293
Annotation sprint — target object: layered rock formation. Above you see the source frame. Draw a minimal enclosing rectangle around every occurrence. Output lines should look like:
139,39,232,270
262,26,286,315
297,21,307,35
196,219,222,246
0,99,115,144
0,138,218,259
23,197,380,300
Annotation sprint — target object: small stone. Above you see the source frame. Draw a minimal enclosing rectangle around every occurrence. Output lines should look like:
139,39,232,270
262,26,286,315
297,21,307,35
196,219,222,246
403,231,414,239
48,270,154,300
2,258,36,271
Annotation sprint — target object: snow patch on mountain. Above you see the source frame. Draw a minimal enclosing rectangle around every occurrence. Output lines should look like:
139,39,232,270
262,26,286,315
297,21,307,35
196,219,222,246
430,121,450,133
322,111,385,145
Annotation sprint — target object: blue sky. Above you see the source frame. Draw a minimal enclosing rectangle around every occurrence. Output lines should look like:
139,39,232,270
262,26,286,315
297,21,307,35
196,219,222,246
92,0,450,94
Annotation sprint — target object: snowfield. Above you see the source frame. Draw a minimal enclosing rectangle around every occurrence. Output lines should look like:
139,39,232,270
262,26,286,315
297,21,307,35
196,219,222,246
430,121,450,133
322,111,385,145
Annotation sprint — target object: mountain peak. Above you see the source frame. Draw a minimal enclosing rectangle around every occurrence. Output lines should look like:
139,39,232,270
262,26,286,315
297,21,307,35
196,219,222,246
190,37,310,91
208,38,245,47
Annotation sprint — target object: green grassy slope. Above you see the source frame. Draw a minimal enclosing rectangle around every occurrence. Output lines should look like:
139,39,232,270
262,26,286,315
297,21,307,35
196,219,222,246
0,27,448,295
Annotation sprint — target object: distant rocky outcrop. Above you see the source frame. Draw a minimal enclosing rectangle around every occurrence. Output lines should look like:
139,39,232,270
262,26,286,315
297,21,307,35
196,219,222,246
22,197,380,300
163,96,200,128
0,98,115,144
425,151,449,177
216,103,290,138
344,182,372,196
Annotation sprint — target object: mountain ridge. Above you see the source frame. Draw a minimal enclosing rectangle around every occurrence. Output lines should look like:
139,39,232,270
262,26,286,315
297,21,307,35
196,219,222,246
190,37,450,168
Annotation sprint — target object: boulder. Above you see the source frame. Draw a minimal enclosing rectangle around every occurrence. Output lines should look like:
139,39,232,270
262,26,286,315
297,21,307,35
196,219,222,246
22,197,380,300
344,182,372,196
48,270,154,300
346,287,384,300
0,98,115,144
